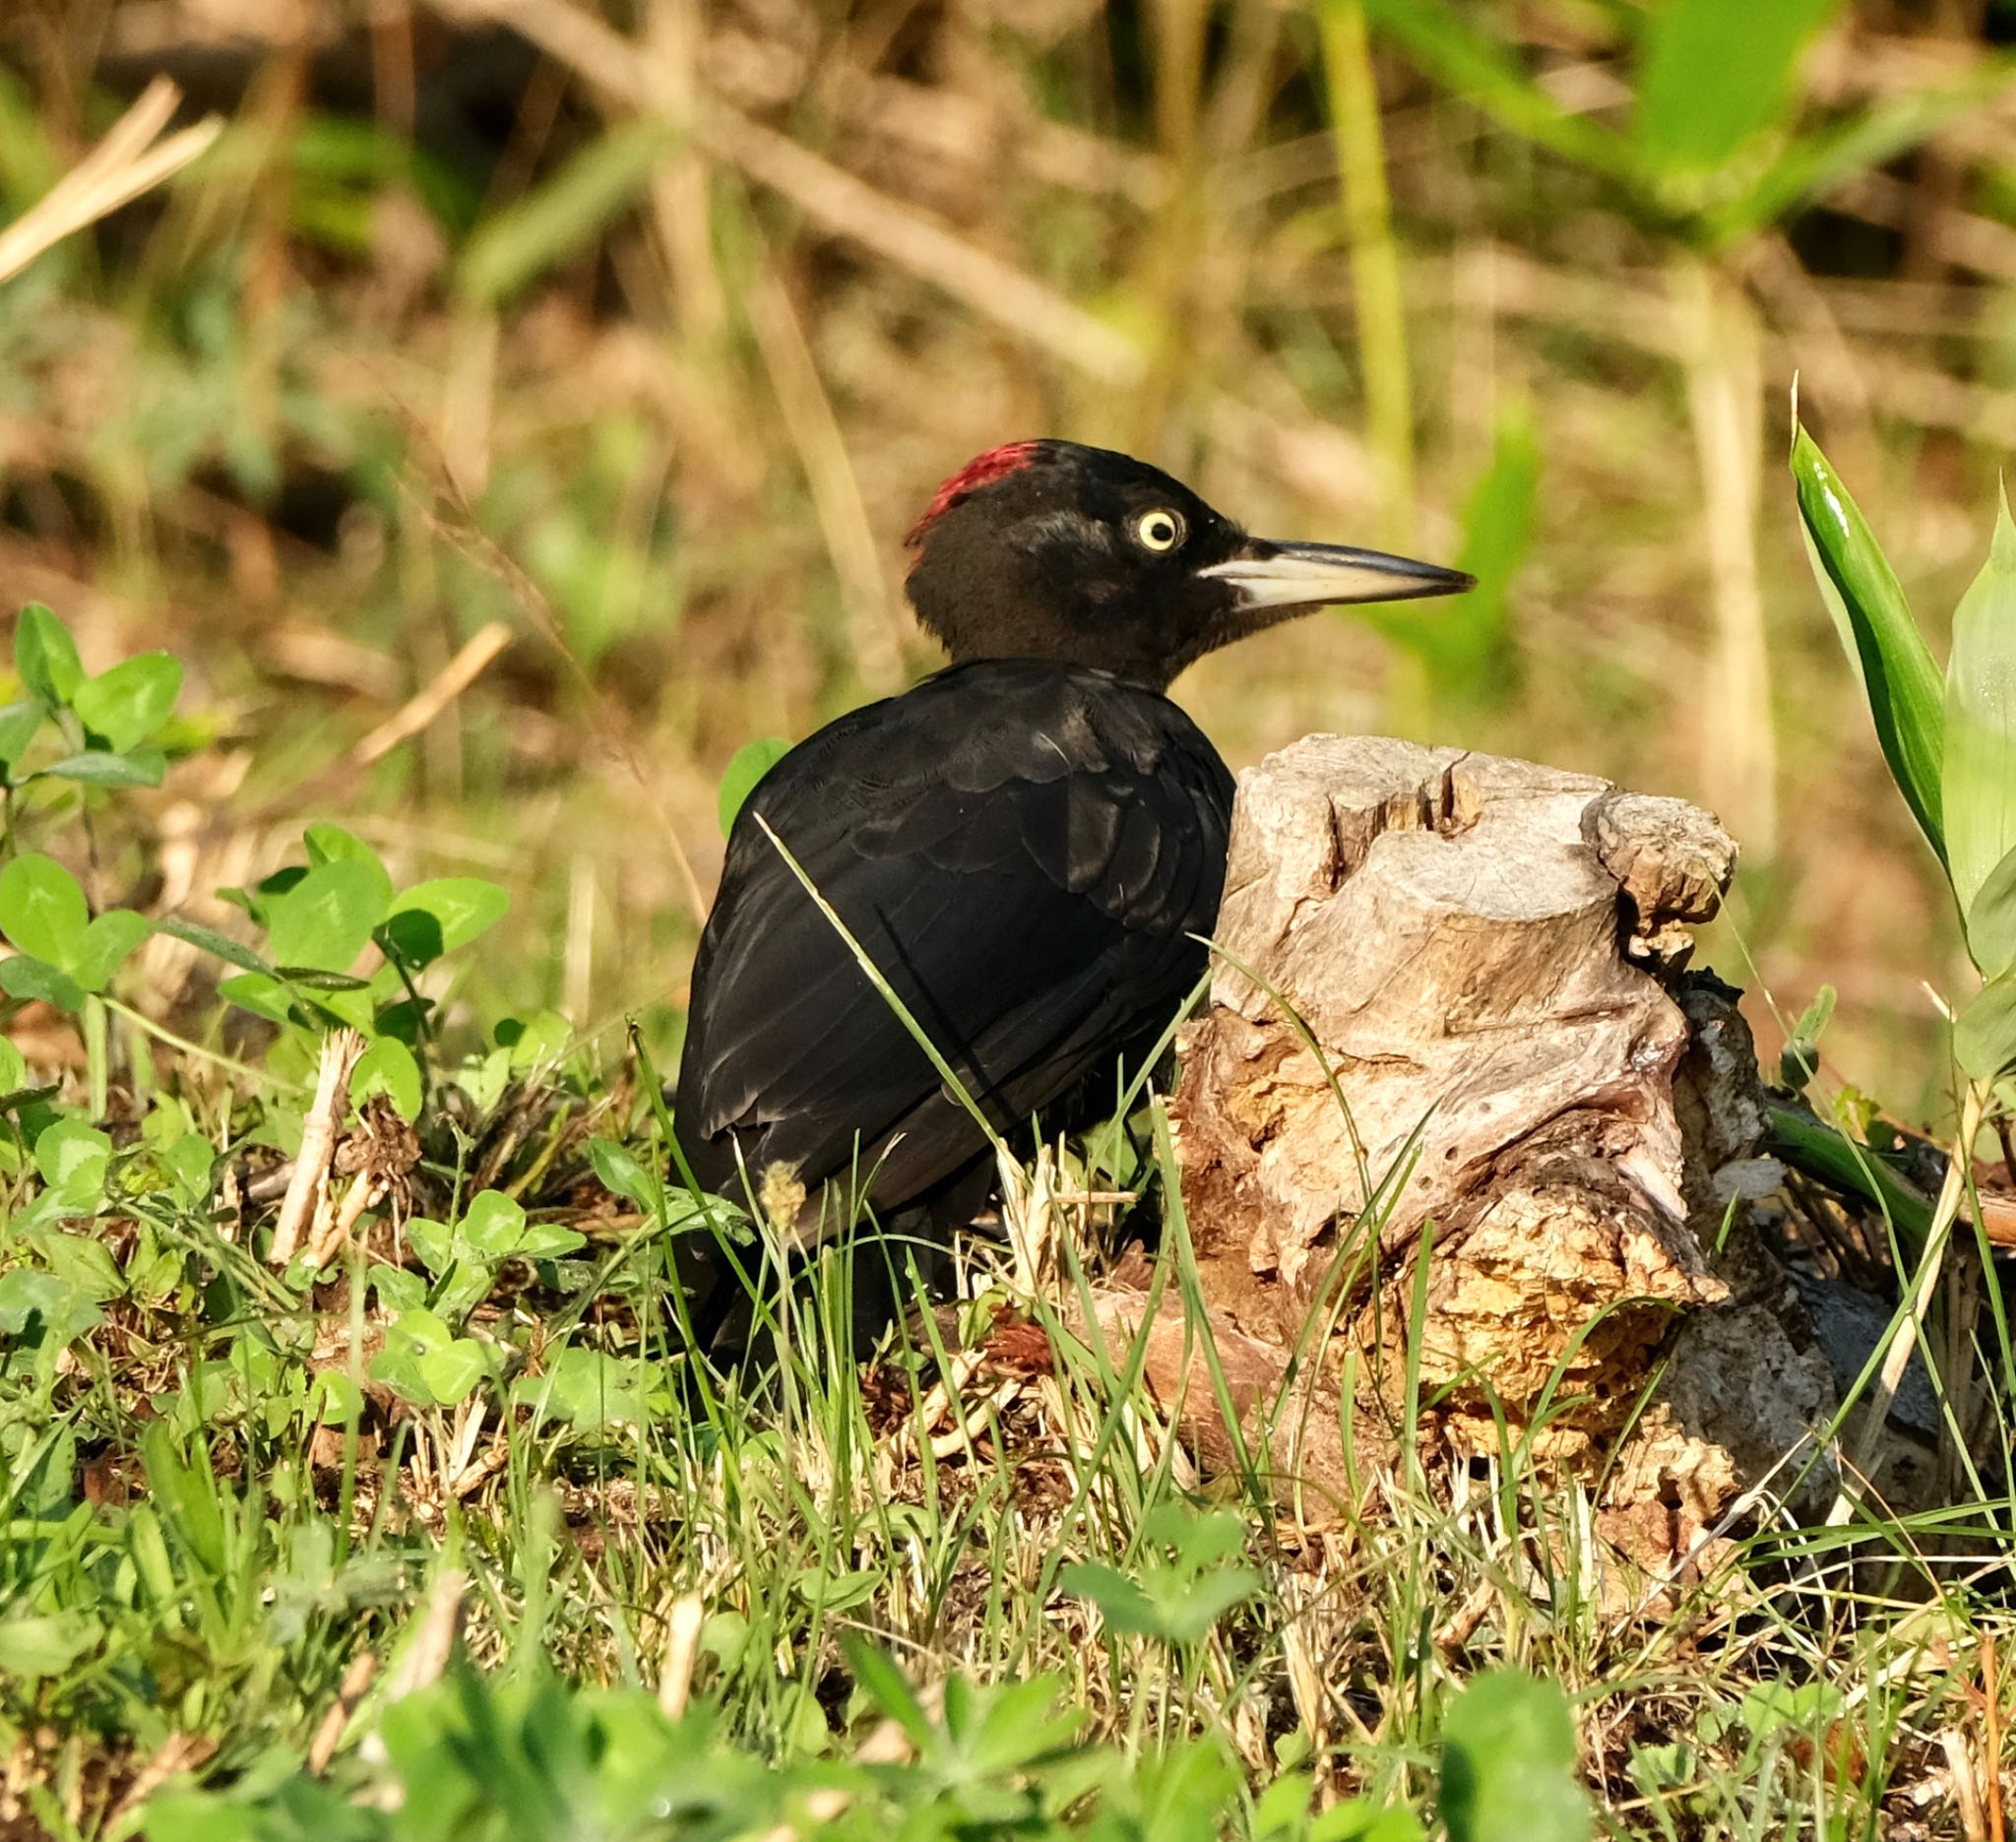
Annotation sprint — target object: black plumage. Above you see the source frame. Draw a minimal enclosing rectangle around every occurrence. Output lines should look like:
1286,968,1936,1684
671,441,1470,1328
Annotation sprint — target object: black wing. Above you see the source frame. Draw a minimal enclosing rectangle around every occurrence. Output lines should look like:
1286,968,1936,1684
672,660,1232,1239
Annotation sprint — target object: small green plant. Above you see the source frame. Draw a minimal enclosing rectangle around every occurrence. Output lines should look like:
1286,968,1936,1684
1791,424,2016,1075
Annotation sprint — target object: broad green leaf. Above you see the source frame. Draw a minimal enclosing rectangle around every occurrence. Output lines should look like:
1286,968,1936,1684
264,857,393,973
1059,1560,1164,1637
69,908,150,994
352,1035,422,1120
718,737,791,837
381,877,510,966
303,822,386,872
0,852,87,964
523,1344,658,1428
1791,421,1946,860
219,971,297,1026
0,954,85,1013
417,1339,489,1406
34,1117,111,1205
35,745,166,788
1439,1670,1589,1842
0,1267,101,1344
0,1610,101,1679
500,1008,572,1069
458,1189,531,1257
0,696,43,767
457,118,674,307
1944,492,2016,934
588,1136,657,1213
1636,0,1842,175
1969,845,2016,978
1957,966,2016,1082
72,652,182,752
14,603,83,707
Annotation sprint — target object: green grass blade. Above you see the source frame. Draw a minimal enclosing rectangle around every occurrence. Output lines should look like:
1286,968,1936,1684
1790,419,1947,862
456,119,674,310
1354,0,1644,189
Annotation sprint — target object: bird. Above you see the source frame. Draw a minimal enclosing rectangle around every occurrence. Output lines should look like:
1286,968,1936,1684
671,439,1472,1345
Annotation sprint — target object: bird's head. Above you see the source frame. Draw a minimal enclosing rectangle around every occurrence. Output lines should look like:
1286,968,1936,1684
903,440,1474,688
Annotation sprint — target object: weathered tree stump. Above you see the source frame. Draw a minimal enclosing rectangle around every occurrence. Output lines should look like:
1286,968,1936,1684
1084,737,1855,1556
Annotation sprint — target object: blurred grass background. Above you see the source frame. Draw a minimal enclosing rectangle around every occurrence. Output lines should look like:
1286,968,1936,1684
4,0,2015,1120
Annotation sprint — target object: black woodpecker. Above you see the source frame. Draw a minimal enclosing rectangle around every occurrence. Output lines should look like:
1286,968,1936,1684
672,440,1472,1335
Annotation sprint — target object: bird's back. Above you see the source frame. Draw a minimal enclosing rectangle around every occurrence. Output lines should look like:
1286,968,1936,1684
672,659,1234,1241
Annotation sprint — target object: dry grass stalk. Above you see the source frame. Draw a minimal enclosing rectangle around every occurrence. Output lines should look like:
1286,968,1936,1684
271,1030,365,1265
0,77,223,286
384,1566,468,1703
351,619,513,765
103,1732,219,1827
420,0,1375,510
1945,1726,1991,1842
656,1593,705,1720
307,1650,380,1776
306,1169,385,1271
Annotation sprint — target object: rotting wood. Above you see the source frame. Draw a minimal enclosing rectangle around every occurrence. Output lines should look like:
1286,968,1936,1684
1089,736,1880,1554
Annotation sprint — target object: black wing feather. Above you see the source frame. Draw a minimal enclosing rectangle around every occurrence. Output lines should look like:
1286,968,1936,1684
672,660,1231,1237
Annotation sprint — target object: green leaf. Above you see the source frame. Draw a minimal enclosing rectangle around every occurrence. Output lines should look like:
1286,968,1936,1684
1969,846,2016,979
352,1035,423,1120
155,915,275,977
0,1611,101,1680
522,1345,659,1428
0,852,87,965
0,1268,101,1344
1957,966,2016,1082
72,652,183,752
1636,0,1842,175
264,857,393,973
69,909,150,994
0,697,43,768
380,877,510,966
1360,402,1537,701
1791,420,1947,860
1060,1560,1163,1636
14,603,83,708
219,971,297,1026
841,1635,936,1751
417,1338,489,1406
1354,0,1643,190
1708,58,2016,245
0,954,85,1013
718,737,792,837
588,1137,657,1213
1439,1671,1589,1842
35,745,166,788
303,822,385,870
34,1117,111,1206
458,118,675,307
1944,491,2016,937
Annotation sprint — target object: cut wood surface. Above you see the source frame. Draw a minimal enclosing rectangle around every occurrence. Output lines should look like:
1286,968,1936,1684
1087,736,1866,1556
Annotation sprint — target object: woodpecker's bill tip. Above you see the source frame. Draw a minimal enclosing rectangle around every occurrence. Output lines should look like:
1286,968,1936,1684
1200,539,1476,611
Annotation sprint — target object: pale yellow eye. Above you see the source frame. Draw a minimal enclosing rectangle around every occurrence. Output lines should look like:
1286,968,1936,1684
1134,508,1184,552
